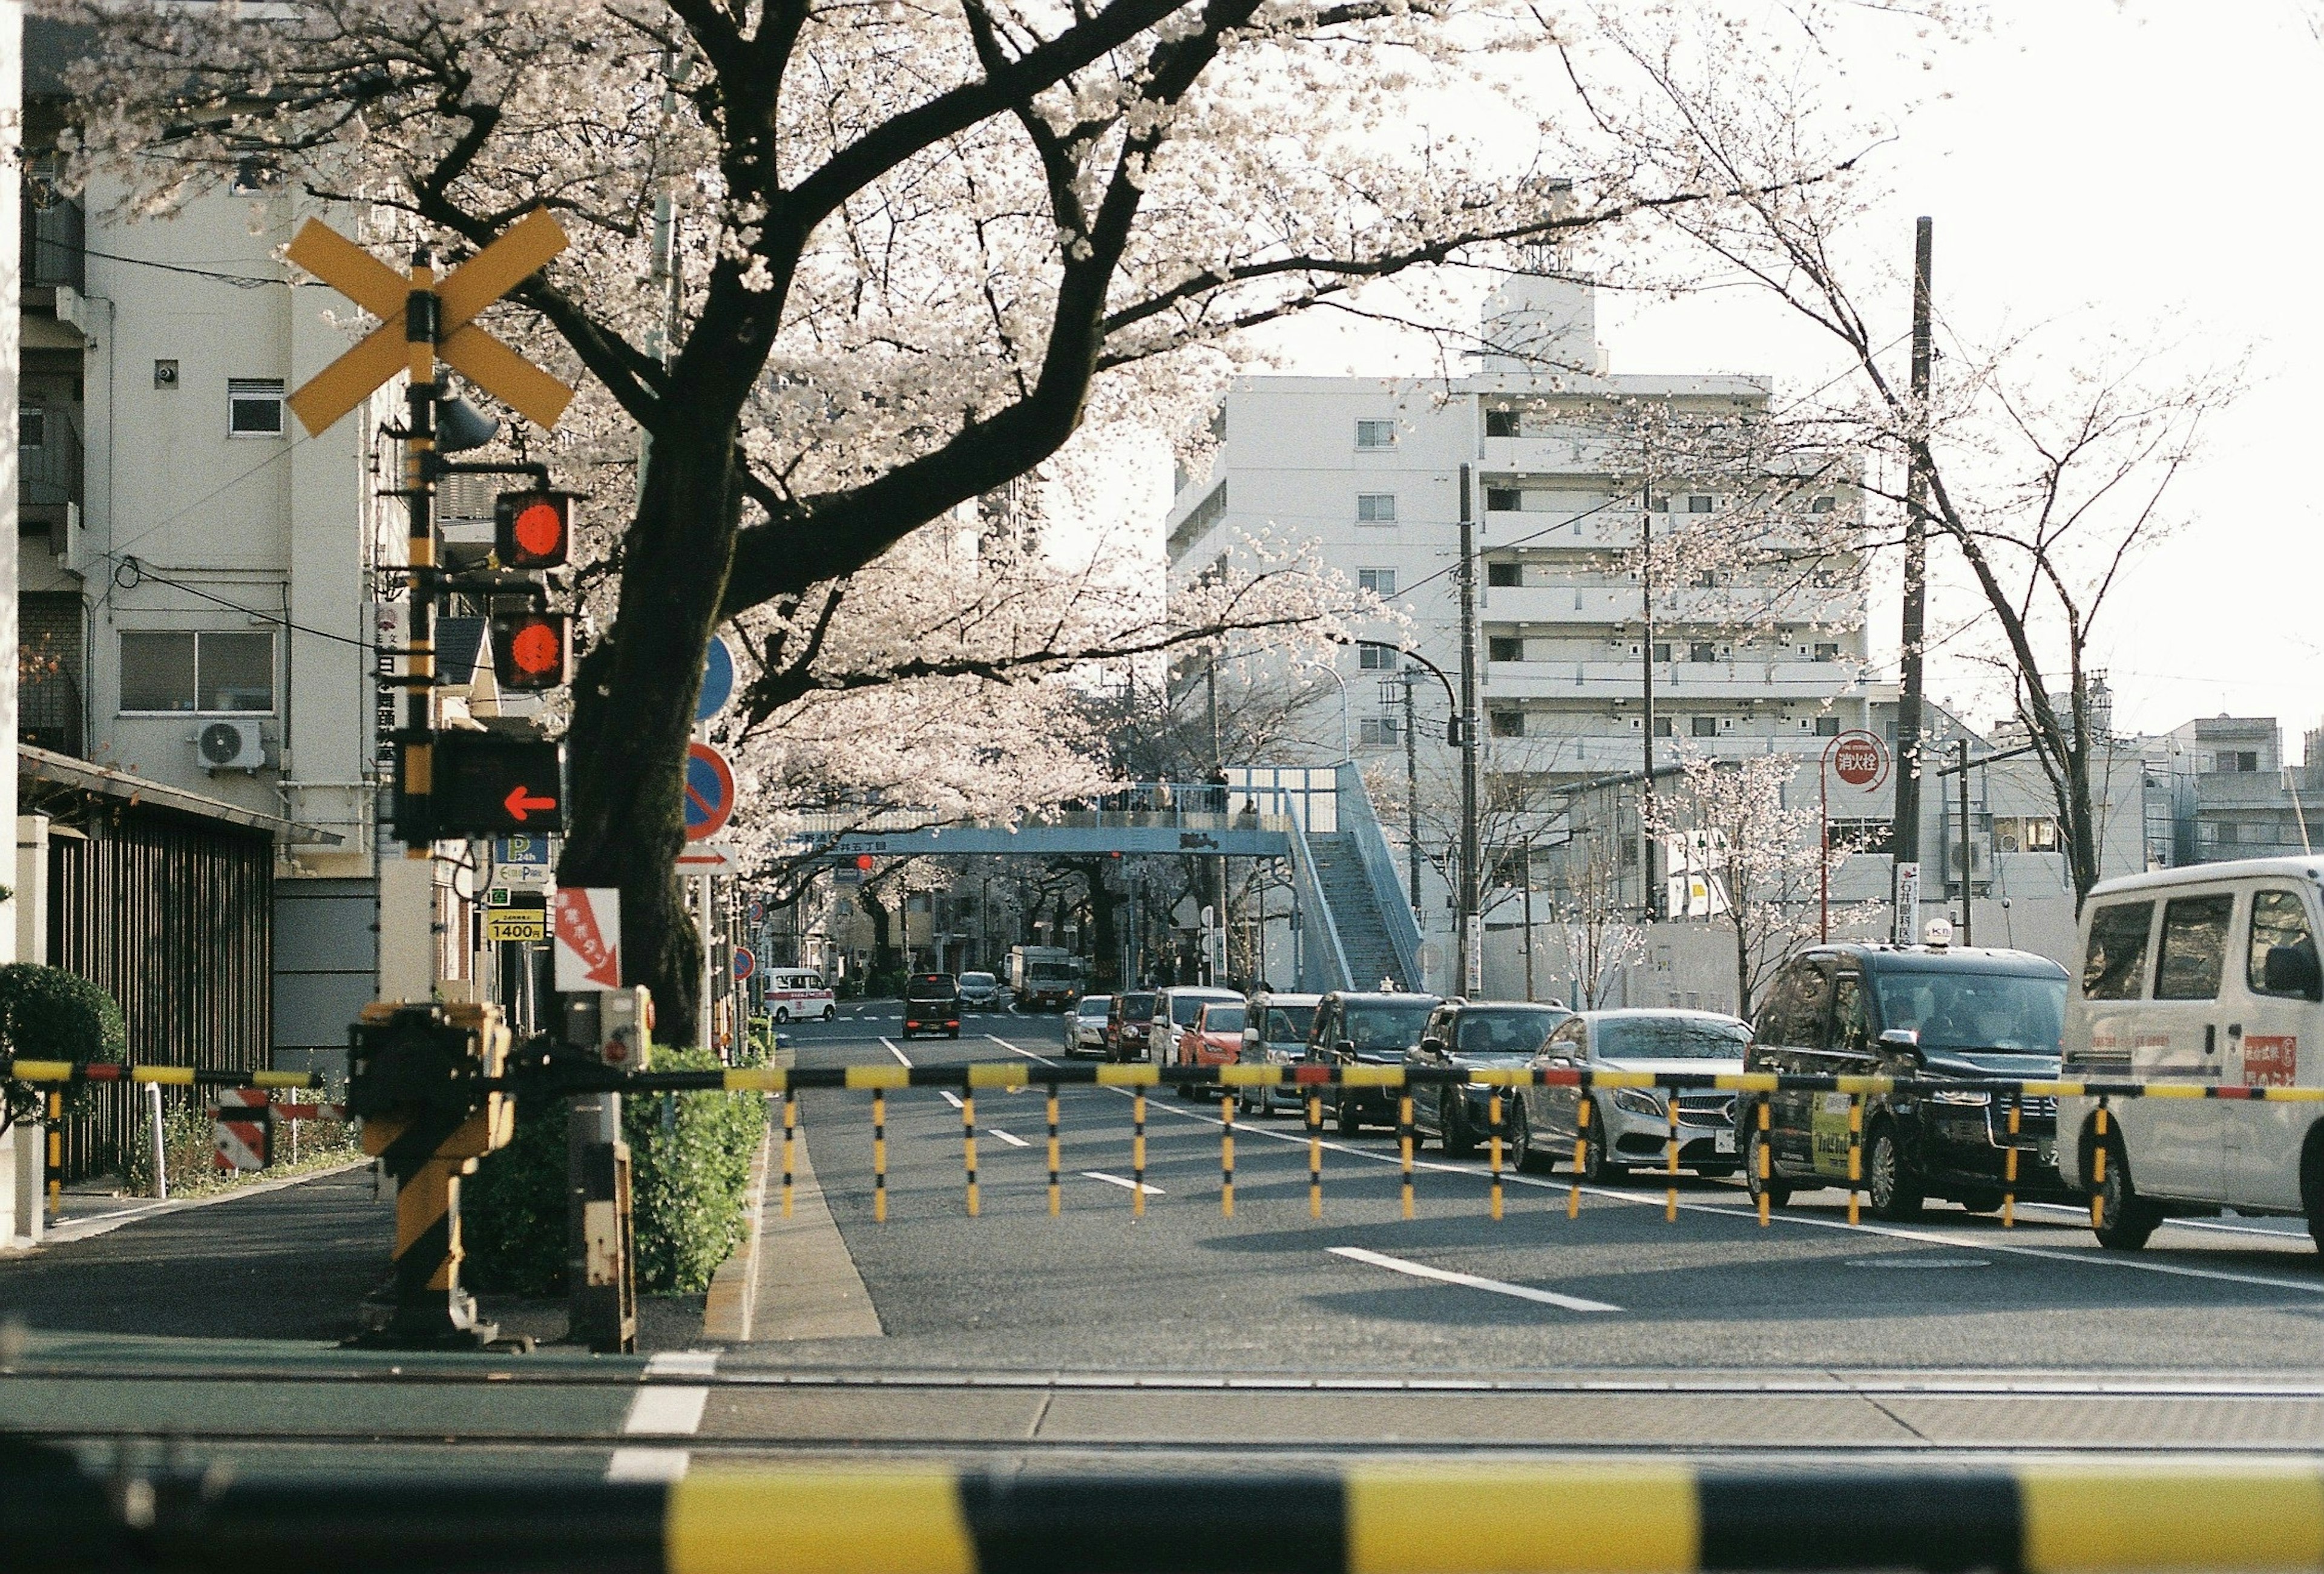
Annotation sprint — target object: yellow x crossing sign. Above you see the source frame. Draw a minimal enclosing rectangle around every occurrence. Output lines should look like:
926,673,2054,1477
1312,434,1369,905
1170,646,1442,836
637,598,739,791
285,209,574,436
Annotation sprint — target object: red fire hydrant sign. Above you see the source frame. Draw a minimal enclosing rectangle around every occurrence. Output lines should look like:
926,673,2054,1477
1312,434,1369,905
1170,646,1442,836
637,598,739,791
554,888,623,991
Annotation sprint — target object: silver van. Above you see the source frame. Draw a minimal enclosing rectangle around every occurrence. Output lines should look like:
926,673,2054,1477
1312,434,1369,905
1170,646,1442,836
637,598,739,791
2057,858,2324,1250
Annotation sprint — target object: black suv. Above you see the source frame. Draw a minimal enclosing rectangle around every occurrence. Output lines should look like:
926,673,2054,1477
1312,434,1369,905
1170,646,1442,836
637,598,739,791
902,973,962,1039
1307,991,1440,1136
1408,999,1571,1158
1745,943,2074,1219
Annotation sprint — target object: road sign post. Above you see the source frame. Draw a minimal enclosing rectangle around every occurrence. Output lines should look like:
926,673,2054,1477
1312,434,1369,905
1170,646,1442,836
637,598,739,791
1820,730,1891,944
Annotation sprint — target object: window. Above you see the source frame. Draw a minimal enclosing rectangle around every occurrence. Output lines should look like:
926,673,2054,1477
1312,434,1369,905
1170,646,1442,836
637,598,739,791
1652,642,1672,663
1355,419,1397,450
1486,636,1525,663
228,378,285,436
1691,716,1719,738
1359,716,1401,746
1994,816,2060,853
1687,641,1716,663
1484,408,1520,438
1813,641,1841,662
1810,495,1837,514
2249,890,2319,999
18,407,44,450
1357,641,1396,671
1652,716,1673,738
1694,569,1718,588
1828,973,1868,1053
1487,561,1521,588
2083,902,2154,1000
2219,750,2261,773
1490,710,1525,739
1356,493,1397,524
1646,494,1670,513
2155,893,2235,1001
1814,715,1841,737
1485,487,1523,512
1687,495,1713,513
1356,567,1398,597
119,630,275,715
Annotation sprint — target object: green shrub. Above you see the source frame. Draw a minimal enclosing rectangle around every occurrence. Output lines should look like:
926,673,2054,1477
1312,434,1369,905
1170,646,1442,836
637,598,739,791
464,1046,767,1299
0,965,127,1126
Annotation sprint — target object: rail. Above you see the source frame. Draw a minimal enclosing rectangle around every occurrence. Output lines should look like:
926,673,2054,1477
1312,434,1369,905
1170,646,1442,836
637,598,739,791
4,1448,2319,1573
1335,761,1424,988
1284,786,1353,990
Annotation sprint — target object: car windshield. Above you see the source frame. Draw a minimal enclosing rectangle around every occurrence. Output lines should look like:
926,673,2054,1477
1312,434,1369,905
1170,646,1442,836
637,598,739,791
1203,1005,1247,1032
960,972,996,988
1874,971,2067,1055
1077,999,1110,1019
1454,1008,1565,1057
905,977,956,1000
1262,1005,1316,1042
1171,994,1231,1026
1344,1003,1434,1051
1120,994,1155,1020
1594,1017,1750,1060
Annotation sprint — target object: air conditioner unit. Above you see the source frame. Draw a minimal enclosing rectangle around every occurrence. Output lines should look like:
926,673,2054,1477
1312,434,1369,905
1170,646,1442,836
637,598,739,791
195,719,268,772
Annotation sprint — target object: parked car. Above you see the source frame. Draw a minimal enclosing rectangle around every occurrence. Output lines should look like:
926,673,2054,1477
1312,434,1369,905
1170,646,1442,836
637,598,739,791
765,969,837,1023
1151,986,1244,1067
1066,994,1115,1057
901,972,962,1040
2055,859,2324,1251
957,971,1002,1011
1307,991,1441,1136
1178,1000,1249,1097
1236,991,1322,1117
1745,942,2073,1219
1408,1000,1572,1159
1107,991,1160,1063
1525,1009,1750,1181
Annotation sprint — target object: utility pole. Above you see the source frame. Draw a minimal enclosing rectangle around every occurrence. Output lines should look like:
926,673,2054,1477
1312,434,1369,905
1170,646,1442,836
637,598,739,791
1456,464,1482,999
1520,846,1535,1002
1957,735,1974,947
1639,475,1658,920
1893,216,1935,943
1402,669,1422,913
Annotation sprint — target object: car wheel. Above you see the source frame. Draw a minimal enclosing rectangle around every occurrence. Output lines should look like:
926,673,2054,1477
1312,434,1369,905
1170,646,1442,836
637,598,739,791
949,1029,960,1040
1743,1120,1791,1207
1441,1097,1477,1159
2304,1140,2324,1255
775,1007,790,1024
2095,1138,2162,1251
1578,1104,1620,1184
1866,1123,1923,1222
1506,1102,1541,1173
1336,1092,1363,1137
1958,1190,2004,1214
822,1006,835,1021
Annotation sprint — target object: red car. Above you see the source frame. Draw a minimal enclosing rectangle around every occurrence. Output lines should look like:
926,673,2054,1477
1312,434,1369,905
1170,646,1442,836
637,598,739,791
1176,1000,1249,1098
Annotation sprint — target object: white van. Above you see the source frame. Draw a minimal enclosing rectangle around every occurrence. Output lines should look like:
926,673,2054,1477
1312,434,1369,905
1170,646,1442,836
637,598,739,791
2057,858,2324,1251
765,969,837,1023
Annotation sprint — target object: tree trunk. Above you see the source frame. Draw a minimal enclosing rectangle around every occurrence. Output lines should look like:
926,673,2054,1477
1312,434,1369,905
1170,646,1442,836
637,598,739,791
1066,858,1121,986
558,413,741,1046
860,886,899,979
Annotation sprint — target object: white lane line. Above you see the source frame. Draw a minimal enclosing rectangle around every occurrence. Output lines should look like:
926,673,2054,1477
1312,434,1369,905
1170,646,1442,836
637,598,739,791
939,1090,965,1110
1082,1170,1166,1196
2015,1199,2313,1241
645,1350,720,1379
880,1037,911,1066
623,1385,709,1435
988,1033,1059,1065
606,1448,691,1481
1125,1092,2324,1299
988,1128,1031,1149
1328,1245,1623,1313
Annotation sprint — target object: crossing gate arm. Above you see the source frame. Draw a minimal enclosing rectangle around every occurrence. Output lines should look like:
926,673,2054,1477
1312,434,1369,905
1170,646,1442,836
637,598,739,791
13,1454,2324,1573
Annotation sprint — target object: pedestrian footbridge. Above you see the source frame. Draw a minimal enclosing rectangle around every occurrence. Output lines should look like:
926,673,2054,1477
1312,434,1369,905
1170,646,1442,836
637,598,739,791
789,765,1423,992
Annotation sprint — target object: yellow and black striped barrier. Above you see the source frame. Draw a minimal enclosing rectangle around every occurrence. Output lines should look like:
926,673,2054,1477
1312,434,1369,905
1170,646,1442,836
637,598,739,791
0,1058,321,1089
13,1452,2324,1572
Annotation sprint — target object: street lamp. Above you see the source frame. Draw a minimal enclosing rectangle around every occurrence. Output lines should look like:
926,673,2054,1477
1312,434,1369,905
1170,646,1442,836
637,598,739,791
1357,639,1473,995
1297,658,1352,763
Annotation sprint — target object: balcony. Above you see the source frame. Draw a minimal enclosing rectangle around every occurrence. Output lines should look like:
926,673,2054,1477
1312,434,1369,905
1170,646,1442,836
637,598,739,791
19,406,80,514
1486,658,1866,702
1514,734,1842,773
1483,583,1862,626
21,166,84,295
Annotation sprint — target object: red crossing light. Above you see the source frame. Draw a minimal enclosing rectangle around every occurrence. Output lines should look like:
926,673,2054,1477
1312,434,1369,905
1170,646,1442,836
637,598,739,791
489,611,573,690
855,853,875,871
494,489,576,569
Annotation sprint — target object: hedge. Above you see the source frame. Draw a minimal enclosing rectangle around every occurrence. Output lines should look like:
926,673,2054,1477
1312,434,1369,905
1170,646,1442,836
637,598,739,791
463,1045,767,1298
0,964,127,1126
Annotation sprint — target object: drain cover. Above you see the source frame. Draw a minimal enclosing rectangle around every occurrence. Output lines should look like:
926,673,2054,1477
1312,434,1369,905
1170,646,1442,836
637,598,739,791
1845,1256,1991,1269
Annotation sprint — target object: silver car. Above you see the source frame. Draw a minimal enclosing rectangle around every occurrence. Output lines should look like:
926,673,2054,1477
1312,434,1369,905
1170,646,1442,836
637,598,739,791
1235,992,1321,1116
957,970,1002,1011
1066,994,1113,1057
1522,1009,1751,1181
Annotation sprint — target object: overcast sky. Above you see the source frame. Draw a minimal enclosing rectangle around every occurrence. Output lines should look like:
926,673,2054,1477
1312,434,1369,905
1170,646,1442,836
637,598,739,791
1248,2,2323,753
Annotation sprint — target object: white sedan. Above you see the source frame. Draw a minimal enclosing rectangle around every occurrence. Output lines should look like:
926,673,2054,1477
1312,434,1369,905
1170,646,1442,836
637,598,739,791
1066,995,1112,1057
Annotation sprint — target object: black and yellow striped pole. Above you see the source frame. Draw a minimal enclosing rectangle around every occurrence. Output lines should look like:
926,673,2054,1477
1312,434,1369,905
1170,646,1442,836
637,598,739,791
1846,1094,1863,1227
961,1092,980,1218
1397,1094,1415,1220
44,1088,60,1220
2092,1101,2110,1230
1569,1098,1589,1220
2004,1095,2020,1228
1219,1094,1236,1218
1046,1090,1061,1218
1664,1098,1680,1223
873,1091,887,1224
781,1093,797,1220
1132,1092,1147,1218
1754,1100,1771,1228
1488,1092,1505,1222
1307,1092,1324,1218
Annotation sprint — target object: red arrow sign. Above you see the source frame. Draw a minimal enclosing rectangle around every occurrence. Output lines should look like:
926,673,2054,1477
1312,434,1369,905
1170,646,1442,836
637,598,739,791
504,785,559,822
553,889,622,989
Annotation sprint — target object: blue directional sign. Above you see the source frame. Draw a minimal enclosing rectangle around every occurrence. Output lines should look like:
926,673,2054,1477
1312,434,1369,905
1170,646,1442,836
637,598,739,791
697,635,735,722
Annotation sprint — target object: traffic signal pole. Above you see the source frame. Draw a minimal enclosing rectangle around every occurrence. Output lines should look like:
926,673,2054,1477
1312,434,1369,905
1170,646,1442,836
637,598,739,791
401,247,442,870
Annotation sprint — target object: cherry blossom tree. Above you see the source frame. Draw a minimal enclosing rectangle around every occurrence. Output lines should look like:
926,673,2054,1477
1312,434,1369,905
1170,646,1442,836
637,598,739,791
58,0,1869,1037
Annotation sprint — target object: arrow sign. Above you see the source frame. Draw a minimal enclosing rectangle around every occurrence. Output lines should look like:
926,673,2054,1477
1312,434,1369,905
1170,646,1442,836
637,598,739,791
553,888,622,990
683,743,737,842
502,785,559,822
285,208,574,435
675,840,741,876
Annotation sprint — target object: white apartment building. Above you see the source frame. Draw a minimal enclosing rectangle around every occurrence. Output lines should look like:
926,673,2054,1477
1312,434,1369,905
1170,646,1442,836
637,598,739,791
1165,272,1884,991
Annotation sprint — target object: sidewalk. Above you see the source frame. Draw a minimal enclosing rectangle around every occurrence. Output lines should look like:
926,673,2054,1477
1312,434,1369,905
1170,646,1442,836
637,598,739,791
19,1161,372,1250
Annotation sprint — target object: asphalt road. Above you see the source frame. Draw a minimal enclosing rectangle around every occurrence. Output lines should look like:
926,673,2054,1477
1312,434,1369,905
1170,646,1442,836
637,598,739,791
14,1000,2324,1478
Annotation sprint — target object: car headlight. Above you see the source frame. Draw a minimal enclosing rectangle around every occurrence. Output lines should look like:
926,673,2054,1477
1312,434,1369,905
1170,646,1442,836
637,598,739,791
1612,1089,1664,1117
1266,1046,1299,1064
1929,1089,1991,1107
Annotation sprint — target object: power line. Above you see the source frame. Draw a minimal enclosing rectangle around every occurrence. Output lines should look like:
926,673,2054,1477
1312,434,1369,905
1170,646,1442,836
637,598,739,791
109,555,379,652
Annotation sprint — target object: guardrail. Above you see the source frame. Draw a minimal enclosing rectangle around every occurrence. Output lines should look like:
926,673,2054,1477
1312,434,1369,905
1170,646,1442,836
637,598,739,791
1284,796,1354,991
1336,761,1425,988
6,1447,2320,1573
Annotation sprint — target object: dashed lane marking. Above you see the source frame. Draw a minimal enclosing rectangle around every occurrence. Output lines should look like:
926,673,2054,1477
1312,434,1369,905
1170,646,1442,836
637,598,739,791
1328,1245,1623,1313
939,1090,965,1110
1082,1171,1165,1196
988,1129,1031,1149
879,1037,911,1067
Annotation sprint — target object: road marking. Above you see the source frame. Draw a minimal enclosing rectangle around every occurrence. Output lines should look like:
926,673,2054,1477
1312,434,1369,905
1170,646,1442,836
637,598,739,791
606,1448,691,1481
988,1034,1057,1065
879,1037,911,1066
1082,1170,1164,1196
1124,1092,2324,1298
2017,1199,2313,1241
988,1128,1031,1148
646,1350,720,1378
1328,1245,1622,1313
940,1090,965,1110
625,1383,709,1435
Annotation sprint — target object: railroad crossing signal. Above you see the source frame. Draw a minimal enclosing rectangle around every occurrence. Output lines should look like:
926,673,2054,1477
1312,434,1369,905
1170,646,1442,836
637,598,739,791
490,611,573,691
496,489,575,569
284,210,574,435
412,733,566,838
